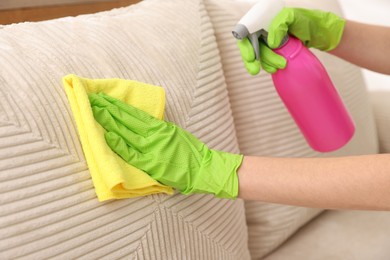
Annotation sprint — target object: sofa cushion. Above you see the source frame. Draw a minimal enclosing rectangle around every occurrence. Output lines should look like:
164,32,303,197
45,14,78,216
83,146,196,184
204,0,378,259
369,91,390,153
263,210,390,260
0,0,250,259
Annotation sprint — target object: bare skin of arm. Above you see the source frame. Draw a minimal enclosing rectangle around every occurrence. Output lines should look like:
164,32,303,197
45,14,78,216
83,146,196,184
237,154,390,211
329,20,390,74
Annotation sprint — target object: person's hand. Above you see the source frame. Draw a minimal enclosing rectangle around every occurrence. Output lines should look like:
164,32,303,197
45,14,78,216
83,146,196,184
89,92,243,199
237,8,345,75
237,37,287,75
267,8,346,51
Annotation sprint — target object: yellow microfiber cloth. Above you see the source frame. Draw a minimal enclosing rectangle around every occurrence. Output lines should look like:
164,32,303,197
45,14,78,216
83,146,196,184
63,74,174,201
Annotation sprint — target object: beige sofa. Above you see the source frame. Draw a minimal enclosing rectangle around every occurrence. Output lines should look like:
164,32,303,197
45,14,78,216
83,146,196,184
1,0,389,259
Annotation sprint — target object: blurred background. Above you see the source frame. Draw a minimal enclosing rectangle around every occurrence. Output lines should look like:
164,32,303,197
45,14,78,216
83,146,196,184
1,0,389,91
338,0,390,91
0,1,137,26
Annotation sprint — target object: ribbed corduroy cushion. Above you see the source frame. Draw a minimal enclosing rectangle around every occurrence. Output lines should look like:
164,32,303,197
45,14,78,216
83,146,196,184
204,0,378,258
0,0,250,259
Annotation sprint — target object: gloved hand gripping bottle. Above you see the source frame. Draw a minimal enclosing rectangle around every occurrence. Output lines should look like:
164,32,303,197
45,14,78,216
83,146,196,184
232,0,355,152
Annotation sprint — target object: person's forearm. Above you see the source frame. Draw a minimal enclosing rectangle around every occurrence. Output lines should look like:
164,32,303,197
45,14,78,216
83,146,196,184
329,20,390,75
238,154,390,210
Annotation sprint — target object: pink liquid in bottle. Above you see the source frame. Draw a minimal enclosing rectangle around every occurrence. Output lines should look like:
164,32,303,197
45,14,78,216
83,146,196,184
271,36,355,152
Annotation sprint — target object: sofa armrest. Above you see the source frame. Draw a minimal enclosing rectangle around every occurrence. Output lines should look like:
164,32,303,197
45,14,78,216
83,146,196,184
369,90,390,153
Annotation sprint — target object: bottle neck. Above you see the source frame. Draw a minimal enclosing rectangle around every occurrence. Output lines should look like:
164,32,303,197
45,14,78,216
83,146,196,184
278,35,289,48
272,36,303,59
260,33,289,49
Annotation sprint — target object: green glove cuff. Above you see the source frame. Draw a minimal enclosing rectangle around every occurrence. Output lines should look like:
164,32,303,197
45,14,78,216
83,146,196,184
183,150,243,199
324,13,346,51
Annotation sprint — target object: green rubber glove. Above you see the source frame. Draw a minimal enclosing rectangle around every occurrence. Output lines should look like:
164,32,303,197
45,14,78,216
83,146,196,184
237,37,287,75
89,92,243,199
267,8,346,51
237,8,345,75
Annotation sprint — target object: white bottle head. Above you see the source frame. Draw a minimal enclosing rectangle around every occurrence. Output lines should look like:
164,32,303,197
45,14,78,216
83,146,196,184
232,0,284,40
232,0,285,60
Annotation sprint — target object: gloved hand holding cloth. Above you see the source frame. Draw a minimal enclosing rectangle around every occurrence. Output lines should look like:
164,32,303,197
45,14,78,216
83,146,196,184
237,7,346,74
89,92,243,199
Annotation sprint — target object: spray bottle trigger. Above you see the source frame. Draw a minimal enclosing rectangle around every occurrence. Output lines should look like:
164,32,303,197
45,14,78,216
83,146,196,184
248,34,260,61
248,29,269,61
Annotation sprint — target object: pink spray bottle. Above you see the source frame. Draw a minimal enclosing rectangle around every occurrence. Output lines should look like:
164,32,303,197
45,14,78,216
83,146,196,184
232,0,355,152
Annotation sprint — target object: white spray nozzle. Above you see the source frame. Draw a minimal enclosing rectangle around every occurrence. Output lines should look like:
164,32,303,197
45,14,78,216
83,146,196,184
232,0,284,59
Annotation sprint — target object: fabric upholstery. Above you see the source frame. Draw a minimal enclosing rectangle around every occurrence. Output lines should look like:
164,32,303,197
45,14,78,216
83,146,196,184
263,210,390,260
0,0,250,258
369,91,390,153
204,0,378,258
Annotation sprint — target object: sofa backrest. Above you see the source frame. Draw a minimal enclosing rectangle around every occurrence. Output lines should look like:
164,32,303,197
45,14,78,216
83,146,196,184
0,0,251,259
0,0,379,259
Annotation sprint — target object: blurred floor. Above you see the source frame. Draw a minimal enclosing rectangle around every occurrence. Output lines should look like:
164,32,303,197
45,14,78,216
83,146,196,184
338,0,390,91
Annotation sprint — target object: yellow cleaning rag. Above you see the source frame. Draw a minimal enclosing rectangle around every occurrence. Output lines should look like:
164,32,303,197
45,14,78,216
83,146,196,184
63,74,174,201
